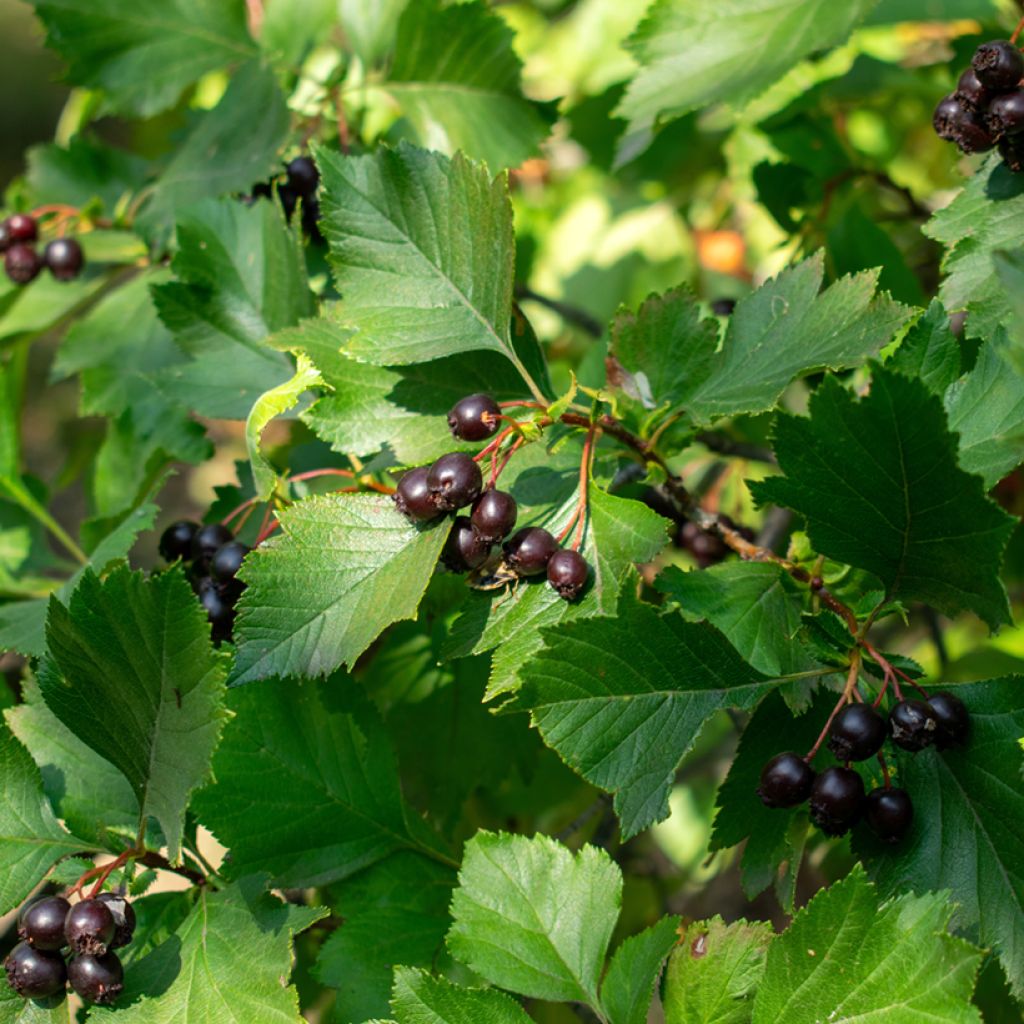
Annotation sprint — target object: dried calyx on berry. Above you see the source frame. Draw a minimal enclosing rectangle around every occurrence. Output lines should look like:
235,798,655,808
65,899,116,957
427,453,483,512
68,951,124,1005
4,942,67,1000
448,393,502,441
547,548,589,601
972,40,1024,92
888,699,938,752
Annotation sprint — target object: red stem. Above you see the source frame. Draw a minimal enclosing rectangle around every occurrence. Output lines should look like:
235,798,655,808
1012,14,1024,45
806,656,862,761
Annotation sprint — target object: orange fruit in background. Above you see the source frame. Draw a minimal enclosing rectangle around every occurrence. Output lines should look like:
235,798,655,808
696,229,747,277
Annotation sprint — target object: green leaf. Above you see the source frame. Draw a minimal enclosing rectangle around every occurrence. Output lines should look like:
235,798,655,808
0,721,94,916
229,493,452,685
856,679,1024,1001
89,877,326,1022
601,916,681,1024
27,135,146,216
390,967,533,1024
751,366,1015,629
43,566,228,861
383,0,549,171
338,0,408,64
751,866,983,1024
448,831,621,1006
887,300,962,396
663,917,772,1024
0,984,72,1023
315,852,455,1023
192,676,450,888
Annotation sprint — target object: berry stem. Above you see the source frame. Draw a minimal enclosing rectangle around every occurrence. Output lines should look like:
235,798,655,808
862,640,928,699
30,203,80,220
498,400,547,411
806,652,862,761
877,750,892,788
490,435,524,487
572,426,598,551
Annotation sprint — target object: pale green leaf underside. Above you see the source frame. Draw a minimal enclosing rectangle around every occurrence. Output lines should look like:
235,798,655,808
391,967,533,1024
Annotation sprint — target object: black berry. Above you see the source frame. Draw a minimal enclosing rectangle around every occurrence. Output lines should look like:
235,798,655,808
427,453,483,511
199,579,235,628
954,108,996,153
710,297,736,316
447,393,502,442
0,221,10,252
470,489,517,543
441,517,491,572
933,95,967,141
827,703,887,762
928,691,970,750
65,899,115,956
95,893,136,949
809,765,865,836
211,541,249,582
302,196,324,243
864,786,913,844
286,156,319,196
67,952,123,1005
547,549,589,600
680,521,728,567
757,752,815,808
159,520,199,562
18,896,70,951
394,466,439,521
190,523,234,568
888,699,938,752
5,244,42,285
43,238,84,281
503,526,557,576
4,942,67,999
972,40,1024,93
279,182,298,220
999,134,1024,171
954,68,991,113
5,214,37,243
986,90,1024,138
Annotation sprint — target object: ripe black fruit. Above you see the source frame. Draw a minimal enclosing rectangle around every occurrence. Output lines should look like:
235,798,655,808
827,703,887,762
972,40,1024,93
757,752,815,808
67,952,123,1005
190,523,234,568
65,899,116,956
4,942,67,999
5,214,37,243
44,238,84,281
0,221,10,252
394,466,439,521
547,549,588,600
928,691,970,750
95,894,136,949
427,453,483,511
986,90,1024,138
211,541,249,582
470,489,517,543
710,297,736,316
441,517,491,572
503,526,557,576
5,244,42,285
865,786,913,844
199,580,235,626
933,95,966,141
954,109,996,153
286,156,319,196
159,520,199,561
18,896,70,951
999,134,1024,172
954,68,991,112
447,393,501,441
809,765,865,836
889,699,938,752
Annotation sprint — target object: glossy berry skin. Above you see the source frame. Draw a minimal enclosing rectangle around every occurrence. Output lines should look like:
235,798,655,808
5,214,38,243
470,489,517,544
159,520,199,562
503,526,557,576
4,942,67,999
44,238,84,281
928,692,970,750
447,393,501,441
67,952,123,1005
65,899,116,957
199,581,235,626
809,766,865,836
954,68,991,113
827,703,887,762
427,453,483,512
190,523,234,568
757,752,815,808
95,893,136,949
955,108,996,154
547,549,589,601
211,541,249,582
889,699,938,752
999,134,1024,172
18,896,70,951
0,221,10,252
865,786,913,844
441,517,491,573
394,466,438,521
986,90,1024,138
286,156,319,196
5,244,42,285
933,95,966,141
972,40,1024,92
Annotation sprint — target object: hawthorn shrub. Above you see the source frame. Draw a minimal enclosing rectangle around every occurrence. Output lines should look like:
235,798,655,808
0,0,1022,1021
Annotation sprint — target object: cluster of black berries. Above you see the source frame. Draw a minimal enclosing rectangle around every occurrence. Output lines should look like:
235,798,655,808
758,690,969,843
641,489,752,568
159,520,249,642
5,893,135,1006
393,393,590,601
248,156,323,242
0,214,84,286
933,40,1024,170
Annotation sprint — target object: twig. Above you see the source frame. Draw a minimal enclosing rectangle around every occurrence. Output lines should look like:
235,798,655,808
696,432,776,464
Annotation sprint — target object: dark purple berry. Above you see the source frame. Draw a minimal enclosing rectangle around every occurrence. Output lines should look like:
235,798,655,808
5,214,37,243
199,580,235,626
95,893,135,949
64,899,115,957
18,896,70,951
864,786,913,844
394,466,439,521
43,238,84,281
190,523,234,568
972,40,1024,92
286,156,319,196
279,182,298,220
447,393,502,442
547,548,589,600
211,541,249,582
933,94,966,141
4,942,67,999
757,752,815,808
827,703,887,762
710,297,736,316
67,952,123,1005
889,699,938,752
441,517,491,572
954,108,996,153
0,221,10,252
954,68,991,113
986,90,1024,138
470,489,517,543
159,520,199,562
928,691,970,750
427,453,483,512
5,244,42,285
302,196,324,243
503,526,557,576
809,765,865,836
999,134,1024,171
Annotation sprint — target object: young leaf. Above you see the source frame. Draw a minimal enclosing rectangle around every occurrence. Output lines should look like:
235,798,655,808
390,967,533,1024
751,866,983,1023
229,493,452,685
751,366,1015,629
448,831,621,1006
42,566,228,862
600,916,681,1024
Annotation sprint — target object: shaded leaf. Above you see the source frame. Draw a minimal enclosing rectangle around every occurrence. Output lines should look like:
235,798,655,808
601,916,681,1024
